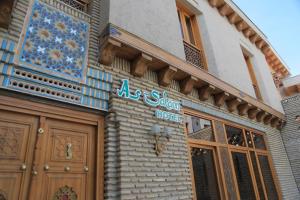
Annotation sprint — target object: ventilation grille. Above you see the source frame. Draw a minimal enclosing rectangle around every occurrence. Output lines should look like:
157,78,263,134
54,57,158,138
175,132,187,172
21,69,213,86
14,69,81,92
8,79,81,103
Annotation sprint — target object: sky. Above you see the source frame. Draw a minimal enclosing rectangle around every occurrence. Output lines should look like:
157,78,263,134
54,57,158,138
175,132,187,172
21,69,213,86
232,0,300,76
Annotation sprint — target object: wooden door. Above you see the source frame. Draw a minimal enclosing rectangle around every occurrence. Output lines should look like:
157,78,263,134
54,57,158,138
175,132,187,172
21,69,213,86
0,110,38,200
29,118,96,200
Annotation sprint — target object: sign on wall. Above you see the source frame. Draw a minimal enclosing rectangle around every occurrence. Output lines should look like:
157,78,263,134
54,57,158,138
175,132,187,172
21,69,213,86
116,79,183,123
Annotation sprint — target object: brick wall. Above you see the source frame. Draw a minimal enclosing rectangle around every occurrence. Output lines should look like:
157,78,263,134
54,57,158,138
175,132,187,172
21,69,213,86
282,94,300,192
103,57,300,199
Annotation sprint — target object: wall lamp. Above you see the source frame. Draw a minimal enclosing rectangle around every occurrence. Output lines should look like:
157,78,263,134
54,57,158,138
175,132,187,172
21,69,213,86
150,124,173,156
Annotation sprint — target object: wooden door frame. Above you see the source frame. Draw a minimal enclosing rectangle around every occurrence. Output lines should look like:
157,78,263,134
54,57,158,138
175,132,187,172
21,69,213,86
0,94,105,200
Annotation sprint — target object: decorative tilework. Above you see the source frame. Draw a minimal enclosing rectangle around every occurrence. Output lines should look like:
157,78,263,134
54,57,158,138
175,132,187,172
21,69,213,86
17,1,89,81
1,35,112,111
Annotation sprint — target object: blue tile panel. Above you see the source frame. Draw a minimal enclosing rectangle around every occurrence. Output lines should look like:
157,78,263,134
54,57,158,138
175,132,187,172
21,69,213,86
17,1,89,81
0,37,112,111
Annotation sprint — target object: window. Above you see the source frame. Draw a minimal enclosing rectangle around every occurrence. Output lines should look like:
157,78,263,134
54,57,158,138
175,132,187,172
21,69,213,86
184,111,281,199
177,4,207,70
186,115,215,141
243,52,263,101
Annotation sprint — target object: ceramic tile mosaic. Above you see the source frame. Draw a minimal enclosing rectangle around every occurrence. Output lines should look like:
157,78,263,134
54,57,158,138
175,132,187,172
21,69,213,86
17,0,89,80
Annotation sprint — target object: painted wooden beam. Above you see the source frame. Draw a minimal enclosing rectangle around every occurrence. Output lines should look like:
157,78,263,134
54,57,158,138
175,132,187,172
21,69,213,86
214,92,229,107
158,66,177,87
99,39,122,66
248,108,261,120
226,98,242,112
238,103,251,116
263,114,273,125
180,76,198,95
131,53,152,77
199,84,216,101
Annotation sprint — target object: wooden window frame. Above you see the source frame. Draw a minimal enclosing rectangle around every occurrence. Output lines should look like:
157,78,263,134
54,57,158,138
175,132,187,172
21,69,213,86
184,108,282,200
177,2,208,70
243,51,263,101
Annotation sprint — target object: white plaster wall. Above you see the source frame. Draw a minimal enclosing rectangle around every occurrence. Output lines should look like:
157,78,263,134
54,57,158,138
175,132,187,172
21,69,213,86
189,0,283,112
109,0,186,60
283,74,300,87
108,0,283,112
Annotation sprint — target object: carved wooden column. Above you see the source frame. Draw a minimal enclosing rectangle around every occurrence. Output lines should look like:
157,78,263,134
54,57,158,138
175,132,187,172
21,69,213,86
99,39,121,66
131,53,152,77
158,66,177,87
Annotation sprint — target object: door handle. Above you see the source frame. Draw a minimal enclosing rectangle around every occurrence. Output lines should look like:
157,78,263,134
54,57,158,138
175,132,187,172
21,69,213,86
44,164,50,171
20,163,27,171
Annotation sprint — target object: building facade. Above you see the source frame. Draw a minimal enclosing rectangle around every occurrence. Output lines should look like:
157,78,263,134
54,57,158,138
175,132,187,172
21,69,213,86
0,0,299,199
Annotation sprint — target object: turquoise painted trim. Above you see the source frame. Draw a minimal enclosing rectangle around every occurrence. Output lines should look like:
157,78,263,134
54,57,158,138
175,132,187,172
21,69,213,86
1,39,7,50
181,100,265,132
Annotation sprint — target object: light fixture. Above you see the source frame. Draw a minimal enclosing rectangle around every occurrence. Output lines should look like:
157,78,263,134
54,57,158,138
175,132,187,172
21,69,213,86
150,124,173,156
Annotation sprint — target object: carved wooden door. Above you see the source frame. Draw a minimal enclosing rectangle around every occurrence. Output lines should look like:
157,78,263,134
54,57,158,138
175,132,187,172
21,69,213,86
0,110,39,200
28,118,96,200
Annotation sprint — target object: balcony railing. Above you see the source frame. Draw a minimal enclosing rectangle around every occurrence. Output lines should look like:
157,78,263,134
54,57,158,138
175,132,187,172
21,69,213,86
59,0,87,12
183,41,206,70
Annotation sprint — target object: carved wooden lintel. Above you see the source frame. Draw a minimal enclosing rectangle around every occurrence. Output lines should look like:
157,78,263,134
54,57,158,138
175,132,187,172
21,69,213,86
99,39,121,66
158,66,177,87
214,92,229,107
0,0,14,29
263,114,273,125
131,53,152,77
180,76,198,95
248,108,260,120
227,13,239,24
238,103,251,116
199,85,216,101
271,117,280,128
226,98,242,112
256,111,266,122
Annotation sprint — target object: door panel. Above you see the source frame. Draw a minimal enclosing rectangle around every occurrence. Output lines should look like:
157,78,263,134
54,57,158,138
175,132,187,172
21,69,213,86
0,110,38,200
30,118,96,200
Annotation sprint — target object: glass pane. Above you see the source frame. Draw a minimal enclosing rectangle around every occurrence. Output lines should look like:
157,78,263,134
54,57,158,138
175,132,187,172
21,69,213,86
258,155,279,200
185,16,195,45
245,130,253,148
186,115,215,141
191,147,221,200
231,152,256,200
250,152,265,200
225,125,245,146
177,11,184,38
253,133,266,150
